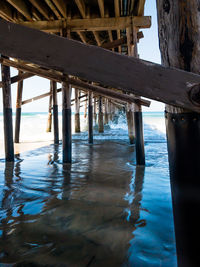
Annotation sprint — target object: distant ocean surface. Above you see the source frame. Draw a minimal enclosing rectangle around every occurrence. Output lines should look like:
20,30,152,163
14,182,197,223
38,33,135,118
0,111,166,143
0,112,177,266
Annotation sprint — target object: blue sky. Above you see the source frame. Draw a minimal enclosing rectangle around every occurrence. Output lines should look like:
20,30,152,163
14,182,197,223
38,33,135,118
0,0,164,112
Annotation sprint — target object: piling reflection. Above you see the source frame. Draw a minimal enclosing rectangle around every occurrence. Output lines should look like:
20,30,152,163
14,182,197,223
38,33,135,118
0,141,173,266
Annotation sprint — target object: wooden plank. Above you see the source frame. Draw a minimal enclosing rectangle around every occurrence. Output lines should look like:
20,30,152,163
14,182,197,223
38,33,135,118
6,0,32,21
17,16,151,32
29,0,50,20
2,20,200,112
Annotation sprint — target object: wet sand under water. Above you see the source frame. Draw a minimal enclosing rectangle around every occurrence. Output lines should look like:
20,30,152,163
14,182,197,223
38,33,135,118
0,139,177,266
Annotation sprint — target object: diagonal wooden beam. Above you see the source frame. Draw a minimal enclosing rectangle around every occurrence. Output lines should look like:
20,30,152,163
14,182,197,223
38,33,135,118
97,0,104,18
74,0,86,18
2,20,200,112
28,0,50,20
0,0,15,22
101,37,127,50
44,0,61,19
77,31,87,43
51,0,67,19
0,72,34,88
93,31,102,46
0,58,150,107
6,0,32,21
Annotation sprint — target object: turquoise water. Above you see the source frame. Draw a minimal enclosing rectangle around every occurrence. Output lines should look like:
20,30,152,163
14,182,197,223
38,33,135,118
0,112,177,266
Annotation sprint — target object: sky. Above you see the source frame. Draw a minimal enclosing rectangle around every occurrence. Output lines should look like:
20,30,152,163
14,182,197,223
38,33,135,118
0,0,164,113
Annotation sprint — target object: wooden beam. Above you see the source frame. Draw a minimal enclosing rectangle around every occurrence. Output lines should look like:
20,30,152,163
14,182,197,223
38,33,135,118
44,0,62,19
114,0,120,17
97,0,104,18
3,20,200,112
6,0,32,21
0,1,14,22
1,58,150,106
74,0,86,18
101,37,126,50
17,16,151,32
137,0,145,16
0,72,34,88
28,0,50,20
77,31,87,43
51,0,67,19
93,31,102,46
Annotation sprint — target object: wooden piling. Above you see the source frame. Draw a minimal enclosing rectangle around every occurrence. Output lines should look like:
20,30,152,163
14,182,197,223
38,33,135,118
93,96,97,125
1,56,14,162
62,75,72,163
134,105,145,165
14,71,23,143
75,89,80,132
98,96,104,133
46,82,53,132
88,92,93,144
104,98,109,125
126,102,135,144
127,26,145,164
157,1,200,265
52,81,59,144
84,94,87,119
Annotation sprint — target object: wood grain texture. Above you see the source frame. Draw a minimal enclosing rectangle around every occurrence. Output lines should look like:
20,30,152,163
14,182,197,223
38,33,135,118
1,20,200,112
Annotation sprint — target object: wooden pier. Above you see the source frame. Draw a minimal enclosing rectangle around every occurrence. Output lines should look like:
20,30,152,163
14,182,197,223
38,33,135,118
1,1,200,265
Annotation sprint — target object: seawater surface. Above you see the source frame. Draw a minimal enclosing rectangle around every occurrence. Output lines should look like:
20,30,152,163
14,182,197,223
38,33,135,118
0,112,177,266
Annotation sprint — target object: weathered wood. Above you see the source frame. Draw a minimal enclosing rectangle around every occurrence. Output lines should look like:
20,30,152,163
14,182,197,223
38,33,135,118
7,0,32,21
75,89,80,133
104,98,109,125
0,0,15,22
98,96,104,133
17,16,151,32
157,1,200,265
52,81,59,144
1,56,14,161
126,103,135,144
101,37,126,50
75,0,86,18
88,92,93,144
14,71,23,143
84,93,88,119
0,58,150,107
93,96,97,125
62,75,72,163
29,0,50,20
0,72,34,88
44,0,61,19
46,84,53,133
51,0,67,19
2,20,200,112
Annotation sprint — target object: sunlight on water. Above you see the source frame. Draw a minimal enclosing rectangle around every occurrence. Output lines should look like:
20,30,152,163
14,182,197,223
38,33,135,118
0,112,177,266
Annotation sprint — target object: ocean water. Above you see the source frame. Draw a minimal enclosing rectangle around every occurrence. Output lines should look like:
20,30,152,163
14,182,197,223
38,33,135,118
0,112,177,266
